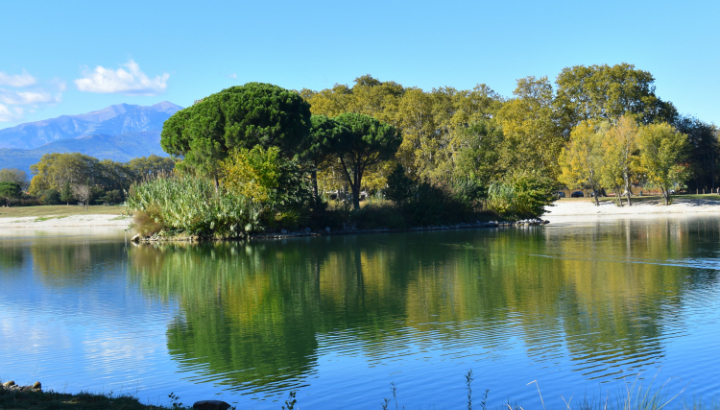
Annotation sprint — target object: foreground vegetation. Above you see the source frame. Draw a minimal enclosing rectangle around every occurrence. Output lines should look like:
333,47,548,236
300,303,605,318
0,385,170,410
2,373,716,410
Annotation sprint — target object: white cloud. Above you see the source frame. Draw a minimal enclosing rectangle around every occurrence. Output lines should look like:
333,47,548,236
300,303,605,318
74,59,169,95
0,70,37,87
0,89,60,105
0,71,64,122
227,73,238,79
0,103,23,122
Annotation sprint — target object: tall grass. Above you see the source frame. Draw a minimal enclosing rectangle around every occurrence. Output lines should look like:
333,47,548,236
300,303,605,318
376,371,708,410
127,175,260,238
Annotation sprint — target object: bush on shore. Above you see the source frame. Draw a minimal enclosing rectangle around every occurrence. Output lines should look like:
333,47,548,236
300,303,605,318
127,175,260,238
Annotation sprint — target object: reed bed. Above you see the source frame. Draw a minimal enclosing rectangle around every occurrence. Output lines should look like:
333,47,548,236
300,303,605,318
126,175,260,238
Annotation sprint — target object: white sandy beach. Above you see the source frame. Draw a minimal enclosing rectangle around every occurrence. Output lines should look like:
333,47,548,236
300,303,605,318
0,214,132,229
544,197,720,219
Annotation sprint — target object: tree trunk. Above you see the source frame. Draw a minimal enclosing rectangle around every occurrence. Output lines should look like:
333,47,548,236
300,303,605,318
352,179,360,211
623,174,632,206
352,165,361,211
594,190,600,206
311,168,320,206
662,188,670,206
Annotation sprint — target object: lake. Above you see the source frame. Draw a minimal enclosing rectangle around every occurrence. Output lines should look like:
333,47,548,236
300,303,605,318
1,215,719,409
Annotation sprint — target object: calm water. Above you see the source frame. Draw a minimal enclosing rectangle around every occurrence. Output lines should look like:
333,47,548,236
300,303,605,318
1,216,720,409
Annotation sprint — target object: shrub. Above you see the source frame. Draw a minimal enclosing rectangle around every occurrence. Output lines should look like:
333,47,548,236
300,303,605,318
222,146,312,228
42,189,61,205
452,178,487,211
488,171,556,218
0,181,21,206
402,183,471,227
351,202,406,230
127,175,261,238
102,190,123,204
382,164,414,205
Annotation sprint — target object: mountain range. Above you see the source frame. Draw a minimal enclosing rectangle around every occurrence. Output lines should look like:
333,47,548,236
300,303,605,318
0,102,182,175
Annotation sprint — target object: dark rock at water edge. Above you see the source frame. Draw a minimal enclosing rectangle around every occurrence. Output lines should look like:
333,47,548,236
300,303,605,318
193,400,231,410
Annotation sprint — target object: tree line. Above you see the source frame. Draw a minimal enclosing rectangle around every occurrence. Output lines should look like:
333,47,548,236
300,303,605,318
139,62,717,238
300,66,716,201
0,154,175,207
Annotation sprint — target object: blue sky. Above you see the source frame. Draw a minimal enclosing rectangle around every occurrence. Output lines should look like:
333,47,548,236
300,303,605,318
1,0,718,128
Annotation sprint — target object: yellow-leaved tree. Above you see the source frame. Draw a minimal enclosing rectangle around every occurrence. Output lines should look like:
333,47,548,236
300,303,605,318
558,122,605,206
601,116,639,206
222,146,311,227
637,123,689,205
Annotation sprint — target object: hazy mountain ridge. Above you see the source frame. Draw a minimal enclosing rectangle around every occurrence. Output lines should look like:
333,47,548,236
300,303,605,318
0,101,182,150
0,102,182,175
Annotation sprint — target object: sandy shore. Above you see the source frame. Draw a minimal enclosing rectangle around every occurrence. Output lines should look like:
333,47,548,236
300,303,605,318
0,214,132,229
544,197,720,219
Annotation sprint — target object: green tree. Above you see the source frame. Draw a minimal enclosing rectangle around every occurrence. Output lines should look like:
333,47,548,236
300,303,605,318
60,180,73,206
637,123,690,205
675,117,718,191
303,115,350,203
161,83,312,187
452,120,505,185
303,75,504,187
555,63,678,133
29,153,100,195
496,76,563,178
0,168,27,188
0,182,22,207
126,155,176,179
558,122,605,206
332,113,402,210
42,189,61,205
382,164,414,205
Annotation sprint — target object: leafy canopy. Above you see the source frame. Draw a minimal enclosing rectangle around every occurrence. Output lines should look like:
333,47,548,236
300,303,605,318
333,113,401,209
161,83,312,179
637,122,689,203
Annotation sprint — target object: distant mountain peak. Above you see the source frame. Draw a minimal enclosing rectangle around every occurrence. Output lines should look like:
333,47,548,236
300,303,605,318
0,101,183,150
74,103,134,123
152,101,183,111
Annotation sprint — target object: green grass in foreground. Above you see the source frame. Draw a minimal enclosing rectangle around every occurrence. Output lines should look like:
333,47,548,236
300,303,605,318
2,371,718,410
0,205,128,219
0,387,167,410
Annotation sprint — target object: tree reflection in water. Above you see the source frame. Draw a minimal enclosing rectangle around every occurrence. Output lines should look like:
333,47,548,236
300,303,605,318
126,218,720,393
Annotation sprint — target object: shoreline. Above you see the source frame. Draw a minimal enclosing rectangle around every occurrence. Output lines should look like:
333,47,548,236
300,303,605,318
0,197,718,236
131,218,549,243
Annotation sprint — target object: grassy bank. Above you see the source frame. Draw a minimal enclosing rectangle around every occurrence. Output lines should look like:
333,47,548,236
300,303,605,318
0,204,127,218
0,387,168,410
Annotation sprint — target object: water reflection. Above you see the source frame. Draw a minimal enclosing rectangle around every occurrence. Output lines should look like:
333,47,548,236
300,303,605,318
127,217,720,394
